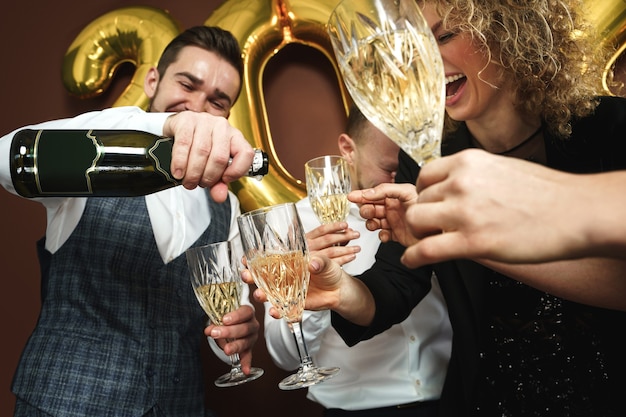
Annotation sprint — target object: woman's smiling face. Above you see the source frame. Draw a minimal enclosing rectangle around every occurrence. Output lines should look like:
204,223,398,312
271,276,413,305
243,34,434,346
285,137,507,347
421,2,512,124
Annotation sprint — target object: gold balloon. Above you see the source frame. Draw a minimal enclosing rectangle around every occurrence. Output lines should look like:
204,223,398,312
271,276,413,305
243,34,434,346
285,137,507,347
60,1,625,211
206,0,625,211
62,6,181,109
205,0,350,212
584,0,626,93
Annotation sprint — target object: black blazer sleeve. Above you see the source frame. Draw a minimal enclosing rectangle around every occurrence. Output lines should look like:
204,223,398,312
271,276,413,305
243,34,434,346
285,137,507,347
331,150,435,346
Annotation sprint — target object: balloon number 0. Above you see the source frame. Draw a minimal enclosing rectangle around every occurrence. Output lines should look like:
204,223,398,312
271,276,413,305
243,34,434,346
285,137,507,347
205,0,349,211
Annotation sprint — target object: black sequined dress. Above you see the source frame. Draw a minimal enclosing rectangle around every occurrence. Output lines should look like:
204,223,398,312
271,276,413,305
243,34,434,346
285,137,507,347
476,270,625,417
332,96,626,417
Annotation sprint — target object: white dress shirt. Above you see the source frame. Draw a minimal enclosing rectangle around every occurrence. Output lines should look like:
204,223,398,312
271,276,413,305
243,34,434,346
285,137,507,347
263,197,453,410
0,106,249,362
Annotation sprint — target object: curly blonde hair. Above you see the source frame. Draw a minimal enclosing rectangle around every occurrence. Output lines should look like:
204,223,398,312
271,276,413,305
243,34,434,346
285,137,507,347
427,0,616,138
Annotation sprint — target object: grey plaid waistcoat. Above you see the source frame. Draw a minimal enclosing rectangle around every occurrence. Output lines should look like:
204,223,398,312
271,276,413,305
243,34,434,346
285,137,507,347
12,193,231,417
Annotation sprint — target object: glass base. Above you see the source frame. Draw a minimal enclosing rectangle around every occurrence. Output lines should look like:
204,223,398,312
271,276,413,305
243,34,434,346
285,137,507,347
215,366,264,387
278,365,339,390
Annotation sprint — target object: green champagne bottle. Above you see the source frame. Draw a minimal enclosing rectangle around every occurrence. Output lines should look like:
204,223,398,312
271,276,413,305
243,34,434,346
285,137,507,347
10,129,269,198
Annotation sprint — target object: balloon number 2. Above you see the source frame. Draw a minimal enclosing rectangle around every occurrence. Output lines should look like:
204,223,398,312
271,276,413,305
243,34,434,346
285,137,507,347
62,6,181,109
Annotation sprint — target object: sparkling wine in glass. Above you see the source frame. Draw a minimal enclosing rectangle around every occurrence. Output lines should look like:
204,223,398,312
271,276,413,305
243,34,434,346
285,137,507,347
327,0,446,166
305,155,351,225
185,240,264,387
237,202,340,390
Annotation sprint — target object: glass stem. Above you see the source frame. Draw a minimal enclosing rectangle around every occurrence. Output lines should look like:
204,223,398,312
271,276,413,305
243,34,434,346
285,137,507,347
227,338,244,374
289,320,315,370
229,354,244,374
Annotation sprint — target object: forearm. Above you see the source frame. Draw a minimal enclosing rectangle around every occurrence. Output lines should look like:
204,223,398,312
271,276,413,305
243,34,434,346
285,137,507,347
307,255,376,326
408,151,626,266
577,171,626,258
482,257,626,311
332,272,376,325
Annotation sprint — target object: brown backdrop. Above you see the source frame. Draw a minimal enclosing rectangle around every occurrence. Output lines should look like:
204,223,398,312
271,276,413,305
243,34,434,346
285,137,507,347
2,2,625,417
0,0,346,416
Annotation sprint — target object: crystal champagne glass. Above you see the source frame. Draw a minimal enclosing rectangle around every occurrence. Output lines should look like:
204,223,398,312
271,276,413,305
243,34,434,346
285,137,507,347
327,0,446,166
237,202,340,390
305,155,352,226
185,240,264,387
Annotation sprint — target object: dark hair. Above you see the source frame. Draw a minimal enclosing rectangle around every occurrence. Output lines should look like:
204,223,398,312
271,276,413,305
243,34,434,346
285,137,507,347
344,104,371,143
157,26,244,99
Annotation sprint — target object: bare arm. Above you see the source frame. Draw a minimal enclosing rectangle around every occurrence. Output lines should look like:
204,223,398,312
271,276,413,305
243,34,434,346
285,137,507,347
481,258,626,312
402,149,626,266
350,155,626,311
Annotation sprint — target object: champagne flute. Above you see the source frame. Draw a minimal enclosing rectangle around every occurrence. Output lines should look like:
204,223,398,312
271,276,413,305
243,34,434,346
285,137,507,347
237,202,340,390
185,240,264,387
327,0,446,166
305,155,351,225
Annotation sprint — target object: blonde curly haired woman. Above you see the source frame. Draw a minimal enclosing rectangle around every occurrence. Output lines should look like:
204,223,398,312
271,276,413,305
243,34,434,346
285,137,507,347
263,1,626,416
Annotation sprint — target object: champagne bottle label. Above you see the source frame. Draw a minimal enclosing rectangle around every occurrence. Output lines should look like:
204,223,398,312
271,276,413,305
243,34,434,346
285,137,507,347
10,129,179,197
10,129,268,198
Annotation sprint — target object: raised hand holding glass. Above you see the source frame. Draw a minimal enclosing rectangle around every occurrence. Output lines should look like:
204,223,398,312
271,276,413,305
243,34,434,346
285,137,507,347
237,202,340,390
305,155,351,225
185,240,264,387
328,0,445,166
